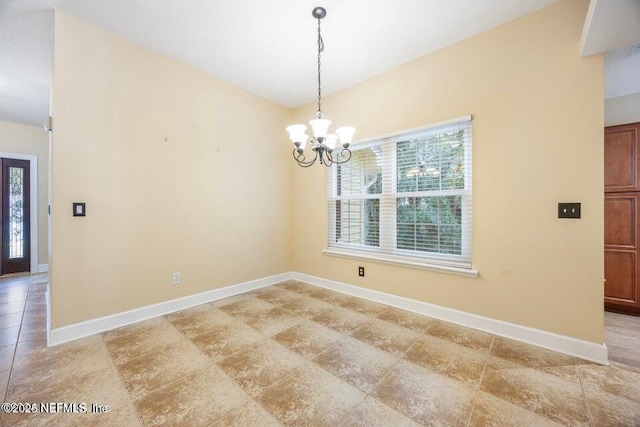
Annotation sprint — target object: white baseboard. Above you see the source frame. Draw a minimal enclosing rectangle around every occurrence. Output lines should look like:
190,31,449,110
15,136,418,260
47,270,608,365
48,272,294,346
36,264,49,273
292,272,608,365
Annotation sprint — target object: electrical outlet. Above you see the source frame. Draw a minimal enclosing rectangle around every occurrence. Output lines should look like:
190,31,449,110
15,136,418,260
172,272,181,285
358,266,365,277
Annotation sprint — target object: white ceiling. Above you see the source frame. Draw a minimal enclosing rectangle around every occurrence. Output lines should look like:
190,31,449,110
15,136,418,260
605,46,640,100
0,0,563,126
580,0,640,57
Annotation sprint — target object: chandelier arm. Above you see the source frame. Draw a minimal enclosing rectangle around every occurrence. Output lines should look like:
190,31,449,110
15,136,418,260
293,148,319,168
331,148,352,165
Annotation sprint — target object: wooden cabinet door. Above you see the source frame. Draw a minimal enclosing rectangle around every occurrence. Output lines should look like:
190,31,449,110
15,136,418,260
605,123,640,193
605,123,640,314
605,193,640,313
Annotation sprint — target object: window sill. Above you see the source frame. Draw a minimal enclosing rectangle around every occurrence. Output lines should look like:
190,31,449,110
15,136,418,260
322,248,479,278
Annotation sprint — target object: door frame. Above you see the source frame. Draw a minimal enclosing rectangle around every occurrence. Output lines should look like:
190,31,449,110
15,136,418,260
0,152,39,274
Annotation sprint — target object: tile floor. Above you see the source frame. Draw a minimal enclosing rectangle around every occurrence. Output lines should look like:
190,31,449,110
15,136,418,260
1,275,639,426
604,311,640,369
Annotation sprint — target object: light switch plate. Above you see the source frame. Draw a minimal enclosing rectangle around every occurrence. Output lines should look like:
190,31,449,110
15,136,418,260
558,202,580,219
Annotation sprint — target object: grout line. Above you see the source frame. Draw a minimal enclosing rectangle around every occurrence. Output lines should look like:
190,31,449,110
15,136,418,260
575,364,595,427
170,305,282,425
98,334,145,427
465,334,494,427
3,278,31,404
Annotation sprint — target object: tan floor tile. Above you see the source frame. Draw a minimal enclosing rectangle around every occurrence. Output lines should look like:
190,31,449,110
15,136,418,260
314,335,398,393
0,287,28,304
163,302,217,322
0,313,23,329
578,363,640,402
272,320,344,360
469,391,563,426
404,335,488,387
480,366,590,426
340,396,421,427
191,320,264,362
583,386,640,427
75,403,141,427
25,292,46,302
604,328,640,350
606,345,640,369
24,300,46,313
12,337,48,367
0,326,19,347
302,287,357,305
340,297,389,317
210,398,281,427
426,320,493,351
351,318,419,356
102,317,186,364
0,344,15,372
485,354,580,383
376,306,434,333
275,280,317,294
116,340,212,400
218,339,307,396
249,286,304,306
311,306,370,334
7,335,114,401
609,360,640,374
208,294,250,308
166,306,236,338
245,307,305,336
0,369,8,400
279,295,333,318
21,309,46,326
7,364,131,411
256,363,365,426
2,402,142,427
101,316,165,342
134,365,248,427
0,301,26,315
605,311,640,329
218,297,276,322
491,336,580,368
372,359,476,426
21,319,46,332
17,322,46,345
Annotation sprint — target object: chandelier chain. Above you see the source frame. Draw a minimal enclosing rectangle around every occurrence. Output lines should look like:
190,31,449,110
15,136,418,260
317,17,324,115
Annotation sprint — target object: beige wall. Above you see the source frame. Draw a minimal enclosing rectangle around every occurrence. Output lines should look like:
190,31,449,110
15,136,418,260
0,121,49,267
51,12,292,328
291,0,605,343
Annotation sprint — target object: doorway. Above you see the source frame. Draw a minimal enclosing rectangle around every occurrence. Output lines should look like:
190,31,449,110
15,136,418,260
1,158,31,274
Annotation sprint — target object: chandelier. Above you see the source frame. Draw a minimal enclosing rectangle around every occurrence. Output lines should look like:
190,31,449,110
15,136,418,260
286,7,355,168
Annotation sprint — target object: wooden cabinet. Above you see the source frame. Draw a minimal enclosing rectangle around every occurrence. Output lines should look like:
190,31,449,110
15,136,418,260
605,123,640,315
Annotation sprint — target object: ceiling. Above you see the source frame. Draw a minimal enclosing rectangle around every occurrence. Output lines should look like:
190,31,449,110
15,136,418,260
1,0,566,127
2,0,638,128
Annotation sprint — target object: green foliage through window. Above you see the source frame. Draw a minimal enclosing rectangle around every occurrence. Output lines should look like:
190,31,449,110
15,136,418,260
328,117,472,266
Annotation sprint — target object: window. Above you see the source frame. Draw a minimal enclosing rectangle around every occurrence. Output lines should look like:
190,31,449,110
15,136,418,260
327,116,472,271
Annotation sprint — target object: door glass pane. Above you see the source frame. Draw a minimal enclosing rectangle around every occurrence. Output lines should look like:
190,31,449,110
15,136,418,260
9,167,24,259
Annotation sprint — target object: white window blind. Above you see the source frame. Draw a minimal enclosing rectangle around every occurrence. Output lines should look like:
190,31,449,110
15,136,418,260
328,116,472,269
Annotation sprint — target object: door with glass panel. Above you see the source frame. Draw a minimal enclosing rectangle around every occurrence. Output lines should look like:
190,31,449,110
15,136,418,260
1,158,30,274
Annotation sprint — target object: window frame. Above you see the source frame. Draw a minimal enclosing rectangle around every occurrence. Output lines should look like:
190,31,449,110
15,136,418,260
326,115,475,276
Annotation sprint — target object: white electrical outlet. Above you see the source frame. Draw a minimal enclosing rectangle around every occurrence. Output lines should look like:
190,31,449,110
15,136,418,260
172,272,180,285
